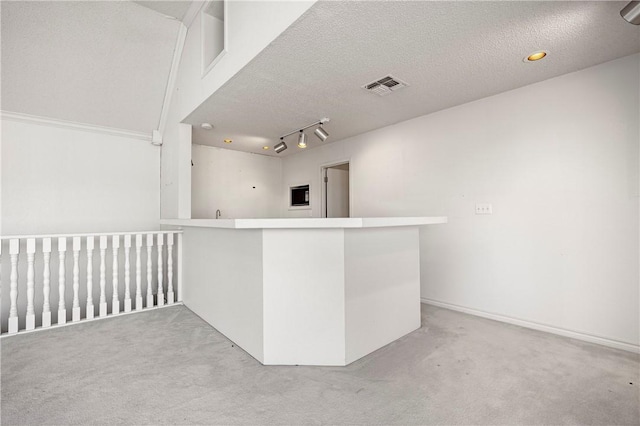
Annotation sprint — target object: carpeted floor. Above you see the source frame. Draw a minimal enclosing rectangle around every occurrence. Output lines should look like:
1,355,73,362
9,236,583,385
1,304,638,425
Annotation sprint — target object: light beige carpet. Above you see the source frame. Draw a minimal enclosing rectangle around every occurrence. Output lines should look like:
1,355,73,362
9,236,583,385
1,304,638,425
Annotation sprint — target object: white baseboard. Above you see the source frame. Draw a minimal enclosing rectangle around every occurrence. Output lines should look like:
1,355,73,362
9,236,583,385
421,298,639,354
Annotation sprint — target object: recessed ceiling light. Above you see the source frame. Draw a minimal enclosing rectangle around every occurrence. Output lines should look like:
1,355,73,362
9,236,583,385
223,139,232,144
201,123,213,130
263,146,269,150
524,51,548,62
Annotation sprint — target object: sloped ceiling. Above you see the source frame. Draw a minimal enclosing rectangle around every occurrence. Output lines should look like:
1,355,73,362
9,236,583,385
133,0,200,22
188,1,640,157
1,1,181,133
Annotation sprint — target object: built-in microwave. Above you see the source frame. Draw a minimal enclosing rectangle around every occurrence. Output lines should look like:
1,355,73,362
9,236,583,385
290,184,310,207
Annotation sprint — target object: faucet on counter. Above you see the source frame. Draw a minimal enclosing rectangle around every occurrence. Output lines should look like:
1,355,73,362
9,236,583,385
216,209,222,219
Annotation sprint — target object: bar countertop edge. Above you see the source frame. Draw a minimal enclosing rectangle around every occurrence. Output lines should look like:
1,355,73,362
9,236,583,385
159,217,448,229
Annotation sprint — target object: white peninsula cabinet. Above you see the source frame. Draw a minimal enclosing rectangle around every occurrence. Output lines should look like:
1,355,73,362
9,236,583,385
160,217,447,366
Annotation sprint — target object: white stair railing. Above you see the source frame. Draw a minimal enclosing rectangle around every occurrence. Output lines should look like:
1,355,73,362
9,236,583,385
0,230,183,335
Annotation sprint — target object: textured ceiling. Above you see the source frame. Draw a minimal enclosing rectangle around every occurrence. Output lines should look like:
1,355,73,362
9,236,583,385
1,1,181,133
133,0,197,21
188,1,640,157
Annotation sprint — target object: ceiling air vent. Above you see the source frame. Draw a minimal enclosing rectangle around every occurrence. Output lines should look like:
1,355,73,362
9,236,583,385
363,75,408,96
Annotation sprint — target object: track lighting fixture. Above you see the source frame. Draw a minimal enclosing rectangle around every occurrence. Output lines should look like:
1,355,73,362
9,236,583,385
621,1,640,24
297,131,307,148
274,139,287,154
275,118,330,153
314,124,329,142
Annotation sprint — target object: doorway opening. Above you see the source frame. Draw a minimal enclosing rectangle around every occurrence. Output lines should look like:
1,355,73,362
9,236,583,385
321,161,350,218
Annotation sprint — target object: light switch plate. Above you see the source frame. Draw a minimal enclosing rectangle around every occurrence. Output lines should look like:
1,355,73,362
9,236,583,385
475,203,493,215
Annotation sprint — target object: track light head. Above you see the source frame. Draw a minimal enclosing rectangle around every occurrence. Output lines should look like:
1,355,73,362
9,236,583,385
621,1,640,24
297,131,307,148
314,125,329,142
274,139,287,154
278,118,329,150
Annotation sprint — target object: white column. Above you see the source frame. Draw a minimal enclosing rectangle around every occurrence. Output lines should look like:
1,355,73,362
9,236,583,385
178,123,192,219
42,238,52,327
72,237,81,322
99,236,108,317
86,236,95,320
124,235,132,312
26,238,36,330
57,237,67,325
111,235,120,315
157,234,165,307
167,233,174,304
135,234,143,310
146,234,154,308
8,239,20,334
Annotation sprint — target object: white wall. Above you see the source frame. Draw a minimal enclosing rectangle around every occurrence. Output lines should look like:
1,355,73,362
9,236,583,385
0,117,162,332
1,118,160,235
192,144,282,219
281,54,640,349
0,115,3,237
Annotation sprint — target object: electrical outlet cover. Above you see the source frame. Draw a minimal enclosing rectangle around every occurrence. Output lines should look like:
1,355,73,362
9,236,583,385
475,203,493,215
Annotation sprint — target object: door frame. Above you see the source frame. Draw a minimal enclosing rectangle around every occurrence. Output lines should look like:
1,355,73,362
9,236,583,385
320,159,351,218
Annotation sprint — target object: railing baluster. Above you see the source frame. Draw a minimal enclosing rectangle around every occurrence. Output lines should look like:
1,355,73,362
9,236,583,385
57,237,67,325
99,236,108,317
112,235,120,315
72,237,81,322
167,233,174,304
26,238,36,330
9,239,20,334
124,235,132,313
146,234,154,308
157,234,165,307
135,234,143,311
86,237,95,320
177,232,183,302
42,238,52,327
1,230,182,335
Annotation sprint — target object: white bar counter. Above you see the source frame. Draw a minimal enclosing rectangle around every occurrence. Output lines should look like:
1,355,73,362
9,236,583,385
161,217,447,366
